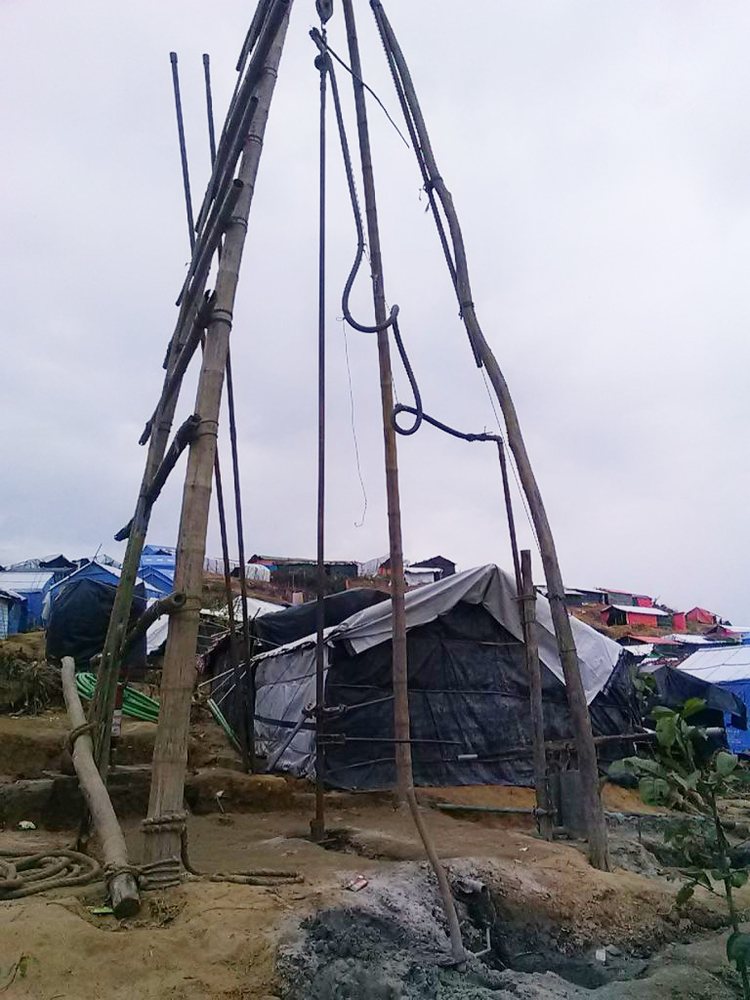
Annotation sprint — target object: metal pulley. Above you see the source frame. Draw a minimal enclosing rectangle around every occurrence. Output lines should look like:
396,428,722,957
316,0,333,23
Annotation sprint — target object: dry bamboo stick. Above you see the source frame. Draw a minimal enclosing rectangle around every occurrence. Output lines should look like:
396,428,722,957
372,1,609,871
61,658,140,918
341,0,465,966
143,1,293,868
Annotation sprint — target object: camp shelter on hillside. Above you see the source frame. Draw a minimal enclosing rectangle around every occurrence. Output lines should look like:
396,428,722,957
678,647,750,754
203,587,390,738
137,565,174,595
0,571,55,632
46,577,148,672
46,560,161,608
640,662,746,746
0,589,24,639
253,565,640,791
601,605,672,629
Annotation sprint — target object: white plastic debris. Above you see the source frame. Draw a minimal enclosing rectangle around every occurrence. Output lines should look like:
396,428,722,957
18,821,36,831
345,875,369,892
595,948,607,964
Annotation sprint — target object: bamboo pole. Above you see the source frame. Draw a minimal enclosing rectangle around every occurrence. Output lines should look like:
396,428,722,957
202,46,250,773
143,2,293,868
371,1,609,870
341,0,465,965
340,0,410,809
123,591,186,652
61,658,140,918
91,0,276,779
520,550,553,840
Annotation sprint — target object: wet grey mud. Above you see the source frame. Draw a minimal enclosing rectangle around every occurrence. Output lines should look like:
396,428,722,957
277,861,746,1000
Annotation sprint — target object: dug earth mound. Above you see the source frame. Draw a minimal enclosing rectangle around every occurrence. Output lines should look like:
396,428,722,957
277,858,745,999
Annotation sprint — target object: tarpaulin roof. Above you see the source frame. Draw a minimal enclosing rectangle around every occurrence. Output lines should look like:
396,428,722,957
0,571,55,593
606,604,671,617
679,646,750,684
259,564,622,705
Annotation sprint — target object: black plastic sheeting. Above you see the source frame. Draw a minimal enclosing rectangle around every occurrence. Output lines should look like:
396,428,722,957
46,578,147,672
322,601,642,790
253,588,388,651
206,587,389,738
644,663,747,730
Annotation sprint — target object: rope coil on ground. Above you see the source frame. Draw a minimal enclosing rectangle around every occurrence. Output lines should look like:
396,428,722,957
0,849,101,900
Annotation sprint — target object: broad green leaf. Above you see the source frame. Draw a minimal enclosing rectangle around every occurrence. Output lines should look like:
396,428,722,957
715,752,739,777
681,698,707,719
650,706,676,720
684,770,701,790
639,775,672,806
680,869,712,889
730,870,749,889
656,715,678,749
608,760,631,778
676,884,694,906
628,757,668,777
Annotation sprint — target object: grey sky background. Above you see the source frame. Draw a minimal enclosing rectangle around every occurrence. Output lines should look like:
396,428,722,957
1,1,748,620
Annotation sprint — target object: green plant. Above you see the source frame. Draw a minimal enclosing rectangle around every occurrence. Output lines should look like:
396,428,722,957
611,699,750,997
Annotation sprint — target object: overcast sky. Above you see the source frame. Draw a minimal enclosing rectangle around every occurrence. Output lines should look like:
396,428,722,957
1,1,748,620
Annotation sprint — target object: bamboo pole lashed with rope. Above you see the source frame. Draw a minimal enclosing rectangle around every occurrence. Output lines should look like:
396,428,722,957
340,0,466,965
370,0,609,871
143,1,294,870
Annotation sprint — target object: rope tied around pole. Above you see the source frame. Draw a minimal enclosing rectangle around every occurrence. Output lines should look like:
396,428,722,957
65,721,96,754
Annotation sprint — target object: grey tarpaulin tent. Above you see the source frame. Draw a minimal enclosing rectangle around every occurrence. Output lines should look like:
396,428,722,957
254,565,640,790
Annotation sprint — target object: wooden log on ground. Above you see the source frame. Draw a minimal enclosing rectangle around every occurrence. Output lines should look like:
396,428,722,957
60,657,140,918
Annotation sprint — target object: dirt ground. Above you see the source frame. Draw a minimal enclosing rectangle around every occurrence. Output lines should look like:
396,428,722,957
1,708,748,997
1,795,748,999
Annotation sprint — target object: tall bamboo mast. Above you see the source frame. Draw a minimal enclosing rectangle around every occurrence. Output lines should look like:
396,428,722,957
340,0,465,964
143,2,293,867
371,0,609,869
340,0,411,806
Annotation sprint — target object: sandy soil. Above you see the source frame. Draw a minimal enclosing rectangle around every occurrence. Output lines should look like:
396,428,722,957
1,797,745,999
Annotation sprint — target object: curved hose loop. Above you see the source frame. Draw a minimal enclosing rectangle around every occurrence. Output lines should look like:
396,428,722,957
321,41,400,337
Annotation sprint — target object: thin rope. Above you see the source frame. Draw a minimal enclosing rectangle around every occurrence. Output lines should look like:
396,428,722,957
341,321,368,527
311,29,409,149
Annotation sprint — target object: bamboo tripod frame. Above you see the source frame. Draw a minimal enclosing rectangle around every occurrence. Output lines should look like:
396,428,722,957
92,0,608,906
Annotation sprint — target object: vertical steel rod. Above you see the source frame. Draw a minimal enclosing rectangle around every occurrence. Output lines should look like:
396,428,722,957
310,44,328,844
225,351,256,771
170,52,196,251
497,440,522,594
202,54,217,165
520,549,554,840
214,451,249,770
